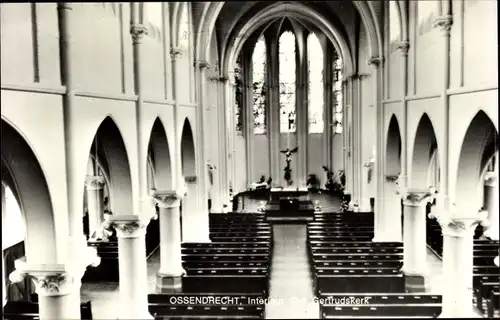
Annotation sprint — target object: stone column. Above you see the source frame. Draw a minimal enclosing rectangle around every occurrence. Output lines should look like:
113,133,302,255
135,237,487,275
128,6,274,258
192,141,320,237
399,188,436,292
220,77,231,208
266,36,280,186
85,176,105,239
108,215,153,319
430,211,486,317
151,190,185,291
323,42,334,176
182,176,210,242
9,244,100,320
483,173,499,239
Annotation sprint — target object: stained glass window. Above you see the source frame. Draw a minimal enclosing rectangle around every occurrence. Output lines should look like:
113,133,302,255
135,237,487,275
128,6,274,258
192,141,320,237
279,31,296,133
307,33,324,134
234,56,243,134
179,3,189,52
333,56,343,134
389,1,401,44
252,36,267,135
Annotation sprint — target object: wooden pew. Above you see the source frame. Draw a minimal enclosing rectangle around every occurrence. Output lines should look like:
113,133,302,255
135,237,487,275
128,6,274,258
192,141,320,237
315,269,405,294
181,269,269,296
318,293,442,318
3,300,93,320
182,242,271,249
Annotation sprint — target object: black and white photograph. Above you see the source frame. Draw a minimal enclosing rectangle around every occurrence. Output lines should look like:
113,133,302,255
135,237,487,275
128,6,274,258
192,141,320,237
1,1,498,319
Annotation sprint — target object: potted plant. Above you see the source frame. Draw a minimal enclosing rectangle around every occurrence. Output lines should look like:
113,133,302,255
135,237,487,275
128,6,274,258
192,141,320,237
306,174,320,192
322,166,335,193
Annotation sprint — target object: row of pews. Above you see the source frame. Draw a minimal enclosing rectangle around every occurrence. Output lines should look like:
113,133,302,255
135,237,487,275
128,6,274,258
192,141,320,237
3,294,93,320
82,216,160,282
147,211,272,319
308,210,443,318
427,213,500,317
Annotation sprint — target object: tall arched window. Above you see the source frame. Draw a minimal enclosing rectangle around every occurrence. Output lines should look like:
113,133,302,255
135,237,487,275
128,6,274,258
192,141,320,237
179,3,189,52
234,56,243,134
307,33,324,134
252,36,267,135
2,185,25,250
144,3,163,41
333,56,343,134
389,1,401,45
279,31,296,133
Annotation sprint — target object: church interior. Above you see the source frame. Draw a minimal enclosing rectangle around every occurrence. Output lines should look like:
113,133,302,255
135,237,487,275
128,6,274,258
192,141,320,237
1,1,499,319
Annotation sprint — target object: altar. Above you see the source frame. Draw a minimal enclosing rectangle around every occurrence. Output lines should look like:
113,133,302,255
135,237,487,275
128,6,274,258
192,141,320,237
266,187,313,222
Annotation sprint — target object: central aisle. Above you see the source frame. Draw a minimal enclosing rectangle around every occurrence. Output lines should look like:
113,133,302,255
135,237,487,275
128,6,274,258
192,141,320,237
265,224,319,319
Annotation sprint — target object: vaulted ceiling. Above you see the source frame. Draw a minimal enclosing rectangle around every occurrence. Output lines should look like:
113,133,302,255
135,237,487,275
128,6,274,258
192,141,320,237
191,1,384,76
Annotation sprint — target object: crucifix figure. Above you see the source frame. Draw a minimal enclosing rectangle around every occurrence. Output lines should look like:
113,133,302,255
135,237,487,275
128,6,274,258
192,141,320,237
280,147,298,186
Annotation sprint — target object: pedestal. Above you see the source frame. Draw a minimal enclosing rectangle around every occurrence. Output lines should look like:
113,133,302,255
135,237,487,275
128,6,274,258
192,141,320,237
85,176,105,239
438,216,485,317
110,215,153,319
151,191,186,291
401,190,435,292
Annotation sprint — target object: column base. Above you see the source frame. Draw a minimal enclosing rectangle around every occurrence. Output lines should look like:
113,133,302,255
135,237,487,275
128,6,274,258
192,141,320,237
156,270,185,290
402,271,428,293
494,256,499,267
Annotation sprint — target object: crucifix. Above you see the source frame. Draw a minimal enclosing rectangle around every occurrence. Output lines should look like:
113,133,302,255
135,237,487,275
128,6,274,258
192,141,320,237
281,147,298,186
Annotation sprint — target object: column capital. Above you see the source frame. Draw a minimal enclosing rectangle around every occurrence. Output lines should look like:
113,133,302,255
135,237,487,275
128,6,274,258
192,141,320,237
429,206,487,237
130,24,148,45
484,171,497,187
399,187,437,206
170,47,183,60
9,261,77,297
106,215,149,238
433,15,453,34
85,175,105,190
195,60,211,70
367,56,384,68
395,41,410,56
150,190,183,208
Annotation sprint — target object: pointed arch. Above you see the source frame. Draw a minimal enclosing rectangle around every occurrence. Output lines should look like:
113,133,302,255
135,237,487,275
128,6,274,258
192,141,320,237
279,30,296,133
455,111,498,210
386,115,402,176
147,118,173,190
1,119,56,263
87,116,133,215
410,113,438,189
181,118,196,177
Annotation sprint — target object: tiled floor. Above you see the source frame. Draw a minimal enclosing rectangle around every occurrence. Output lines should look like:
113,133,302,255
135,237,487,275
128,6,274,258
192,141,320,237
80,193,485,319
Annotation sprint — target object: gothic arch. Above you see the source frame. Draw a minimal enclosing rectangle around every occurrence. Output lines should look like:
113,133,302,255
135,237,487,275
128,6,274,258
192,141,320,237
87,116,133,215
147,118,173,190
223,3,355,78
1,119,57,263
455,111,498,210
180,118,196,178
385,115,401,176
196,1,382,72
410,113,439,189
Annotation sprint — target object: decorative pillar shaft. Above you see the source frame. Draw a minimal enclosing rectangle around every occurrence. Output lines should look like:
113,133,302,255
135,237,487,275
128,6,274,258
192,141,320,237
220,78,231,208
152,191,185,290
297,31,308,186
323,43,333,174
85,176,105,238
171,48,184,192
434,14,453,209
342,80,352,196
483,173,499,239
400,189,436,291
242,53,255,185
429,210,487,317
109,216,152,319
